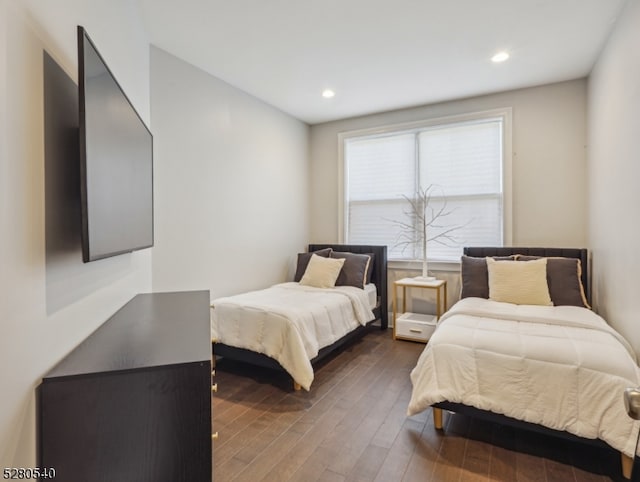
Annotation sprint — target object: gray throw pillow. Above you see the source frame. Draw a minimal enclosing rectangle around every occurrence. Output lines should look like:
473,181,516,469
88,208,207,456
330,251,372,289
517,256,590,308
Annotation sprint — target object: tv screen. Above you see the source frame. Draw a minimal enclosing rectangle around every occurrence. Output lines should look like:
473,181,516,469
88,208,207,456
78,26,153,262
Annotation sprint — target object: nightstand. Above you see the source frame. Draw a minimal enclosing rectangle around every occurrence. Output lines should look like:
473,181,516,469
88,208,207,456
392,278,447,343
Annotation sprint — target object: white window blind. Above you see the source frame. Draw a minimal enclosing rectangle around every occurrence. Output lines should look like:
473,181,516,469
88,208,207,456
344,115,505,262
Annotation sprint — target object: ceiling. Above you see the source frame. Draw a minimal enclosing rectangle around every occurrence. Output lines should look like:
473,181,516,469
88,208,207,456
138,0,627,125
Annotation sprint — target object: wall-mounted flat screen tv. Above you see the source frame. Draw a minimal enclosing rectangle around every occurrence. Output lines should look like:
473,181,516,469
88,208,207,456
78,26,153,262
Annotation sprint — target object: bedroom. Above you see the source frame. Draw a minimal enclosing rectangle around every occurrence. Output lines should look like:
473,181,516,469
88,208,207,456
1,0,639,480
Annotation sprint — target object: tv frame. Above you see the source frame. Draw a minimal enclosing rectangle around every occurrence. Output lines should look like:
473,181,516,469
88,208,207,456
77,25,154,263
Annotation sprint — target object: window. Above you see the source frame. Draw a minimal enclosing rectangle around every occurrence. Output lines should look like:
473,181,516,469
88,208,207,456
341,109,511,262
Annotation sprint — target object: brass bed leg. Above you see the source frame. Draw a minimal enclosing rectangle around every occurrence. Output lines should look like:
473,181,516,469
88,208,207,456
293,381,301,391
621,453,633,479
433,407,443,430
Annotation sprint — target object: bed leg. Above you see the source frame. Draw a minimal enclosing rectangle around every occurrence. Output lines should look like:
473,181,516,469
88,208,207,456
622,453,634,479
293,381,301,391
433,407,443,430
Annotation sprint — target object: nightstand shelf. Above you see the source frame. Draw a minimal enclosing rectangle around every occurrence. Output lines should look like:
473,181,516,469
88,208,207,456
393,278,447,343
397,312,436,323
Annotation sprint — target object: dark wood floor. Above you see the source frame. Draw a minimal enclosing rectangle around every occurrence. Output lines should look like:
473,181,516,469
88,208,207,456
213,328,636,482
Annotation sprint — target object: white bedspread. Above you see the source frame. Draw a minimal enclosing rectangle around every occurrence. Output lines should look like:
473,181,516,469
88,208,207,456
408,297,640,456
211,282,374,391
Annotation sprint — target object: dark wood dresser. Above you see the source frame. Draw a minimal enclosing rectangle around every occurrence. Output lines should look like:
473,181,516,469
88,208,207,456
37,291,213,482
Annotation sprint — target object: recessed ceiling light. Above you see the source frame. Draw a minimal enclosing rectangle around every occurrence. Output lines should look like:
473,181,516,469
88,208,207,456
491,51,510,63
322,89,335,99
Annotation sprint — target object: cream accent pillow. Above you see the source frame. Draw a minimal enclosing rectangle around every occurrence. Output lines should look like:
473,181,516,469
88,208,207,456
299,254,345,289
486,257,552,306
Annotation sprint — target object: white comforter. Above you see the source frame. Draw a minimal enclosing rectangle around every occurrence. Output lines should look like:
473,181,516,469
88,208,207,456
408,297,640,457
211,282,374,391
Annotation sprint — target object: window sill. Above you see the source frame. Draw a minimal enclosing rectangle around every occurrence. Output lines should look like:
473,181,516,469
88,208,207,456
388,259,460,273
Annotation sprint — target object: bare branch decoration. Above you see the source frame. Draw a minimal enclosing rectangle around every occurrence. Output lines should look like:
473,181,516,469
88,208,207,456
387,184,469,280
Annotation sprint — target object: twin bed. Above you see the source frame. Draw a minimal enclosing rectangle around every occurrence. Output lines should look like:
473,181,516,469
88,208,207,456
210,244,640,478
211,244,387,391
408,247,640,479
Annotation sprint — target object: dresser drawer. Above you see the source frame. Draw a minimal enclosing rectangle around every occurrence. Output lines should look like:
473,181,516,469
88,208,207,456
395,313,437,342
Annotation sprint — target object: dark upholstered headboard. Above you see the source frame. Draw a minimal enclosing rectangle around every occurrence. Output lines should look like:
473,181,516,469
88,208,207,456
309,244,388,329
463,247,590,305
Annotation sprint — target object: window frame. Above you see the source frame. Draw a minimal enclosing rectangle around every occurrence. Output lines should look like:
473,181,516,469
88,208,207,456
337,108,513,267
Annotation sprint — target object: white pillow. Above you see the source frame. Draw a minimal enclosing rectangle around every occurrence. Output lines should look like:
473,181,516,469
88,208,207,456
486,257,552,306
299,254,345,289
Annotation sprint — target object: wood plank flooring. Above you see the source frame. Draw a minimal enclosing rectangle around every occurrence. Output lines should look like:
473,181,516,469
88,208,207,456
213,328,636,481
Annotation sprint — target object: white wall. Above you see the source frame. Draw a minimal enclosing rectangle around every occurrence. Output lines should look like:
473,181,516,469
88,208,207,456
309,79,588,250
150,48,309,297
0,0,152,467
588,0,640,355
310,80,588,312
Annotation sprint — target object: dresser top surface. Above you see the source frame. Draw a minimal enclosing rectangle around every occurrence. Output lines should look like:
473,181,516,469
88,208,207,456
44,290,211,380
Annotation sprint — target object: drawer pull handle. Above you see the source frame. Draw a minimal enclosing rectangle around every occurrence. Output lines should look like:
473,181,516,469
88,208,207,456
212,383,218,393
212,432,219,440
409,329,422,333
